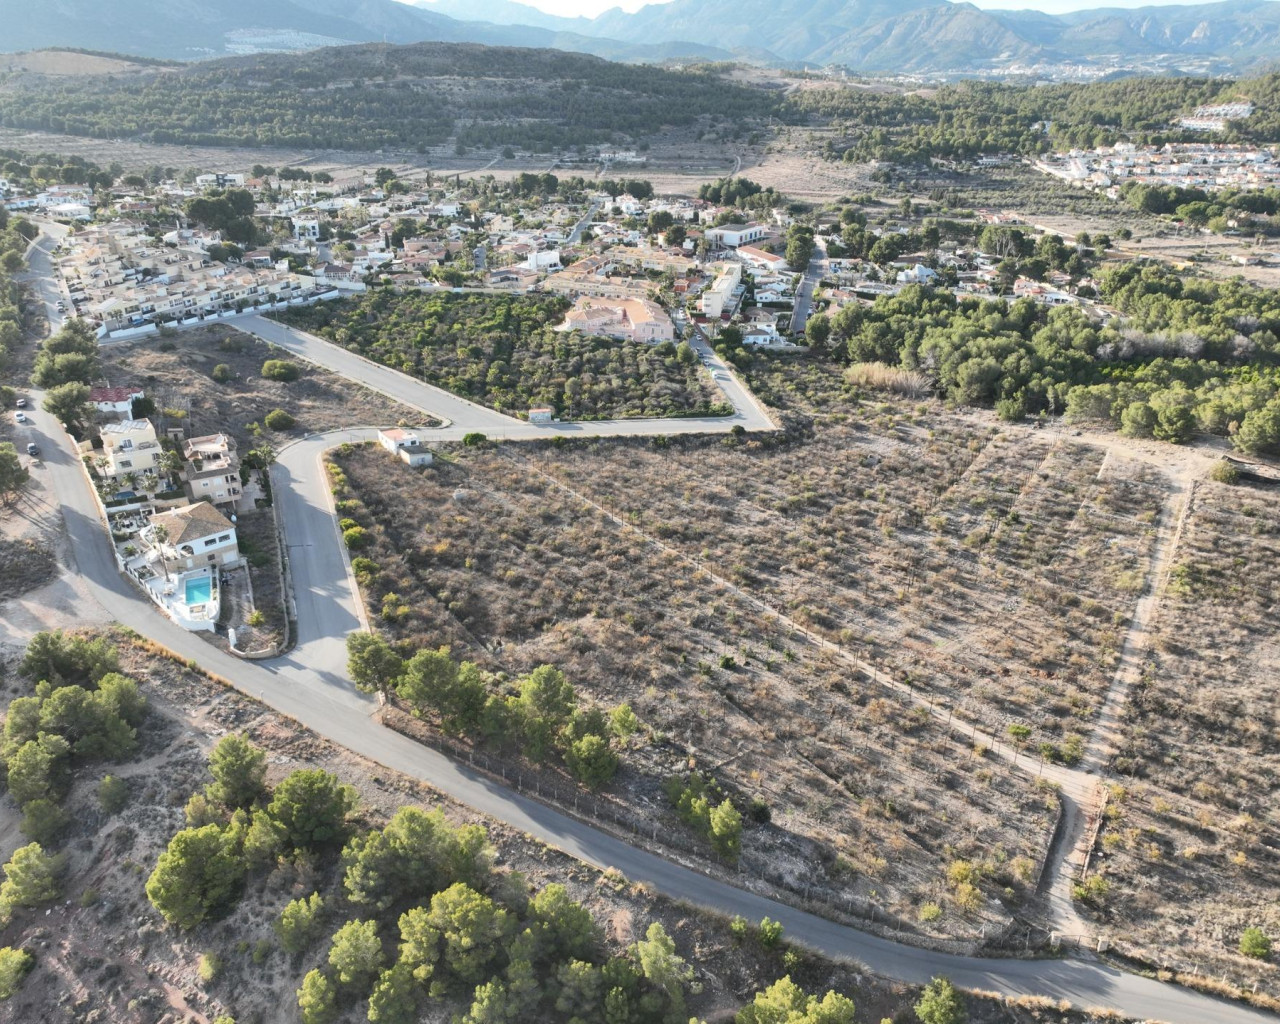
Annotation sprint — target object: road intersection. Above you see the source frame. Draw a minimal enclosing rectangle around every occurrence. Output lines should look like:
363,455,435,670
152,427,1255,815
12,230,1278,1024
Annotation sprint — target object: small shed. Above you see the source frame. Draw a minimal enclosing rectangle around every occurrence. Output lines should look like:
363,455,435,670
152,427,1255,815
378,428,433,467
528,407,555,424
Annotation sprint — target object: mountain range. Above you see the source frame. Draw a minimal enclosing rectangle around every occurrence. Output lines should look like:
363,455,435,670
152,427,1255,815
3,0,1280,74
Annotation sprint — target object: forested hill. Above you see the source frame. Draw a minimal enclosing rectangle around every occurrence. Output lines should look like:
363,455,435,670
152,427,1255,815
0,43,775,152
791,72,1280,162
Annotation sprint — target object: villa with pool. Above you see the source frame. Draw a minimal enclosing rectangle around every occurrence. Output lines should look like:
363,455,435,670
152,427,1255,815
118,501,245,631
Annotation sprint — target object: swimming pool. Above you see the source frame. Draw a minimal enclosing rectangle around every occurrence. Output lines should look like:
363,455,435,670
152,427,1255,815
185,576,212,605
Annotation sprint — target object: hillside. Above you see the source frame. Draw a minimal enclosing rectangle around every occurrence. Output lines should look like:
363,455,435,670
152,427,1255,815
0,41,774,152
441,0,1280,73
0,0,732,64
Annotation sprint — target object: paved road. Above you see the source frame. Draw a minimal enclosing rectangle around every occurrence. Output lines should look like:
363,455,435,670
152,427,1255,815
567,198,602,246
27,406,1275,1024
790,235,827,336
16,228,1280,1023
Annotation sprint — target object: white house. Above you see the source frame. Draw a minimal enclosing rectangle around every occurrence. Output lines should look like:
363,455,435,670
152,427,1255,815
195,173,246,189
700,264,742,318
294,218,321,241
738,245,788,273
896,264,939,285
145,501,243,571
524,249,563,271
89,385,145,417
378,428,433,467
705,223,766,249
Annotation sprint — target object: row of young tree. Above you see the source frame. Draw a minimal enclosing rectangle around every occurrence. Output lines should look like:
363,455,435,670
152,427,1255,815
808,261,1280,452
346,632,634,790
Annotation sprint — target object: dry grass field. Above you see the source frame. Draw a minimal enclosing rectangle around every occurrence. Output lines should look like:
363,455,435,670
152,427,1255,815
98,325,431,451
324,356,1198,947
334,436,1062,946
1094,478,1280,988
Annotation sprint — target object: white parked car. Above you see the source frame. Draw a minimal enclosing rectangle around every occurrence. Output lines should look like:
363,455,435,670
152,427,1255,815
15,411,27,423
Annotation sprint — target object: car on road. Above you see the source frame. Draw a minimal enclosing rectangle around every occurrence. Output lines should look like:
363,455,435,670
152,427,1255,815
26,442,39,458
14,397,26,409
14,410,27,423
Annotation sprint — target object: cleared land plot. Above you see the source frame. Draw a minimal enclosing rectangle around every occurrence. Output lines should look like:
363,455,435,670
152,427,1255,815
332,422,1104,943
1096,478,1280,987
98,325,431,451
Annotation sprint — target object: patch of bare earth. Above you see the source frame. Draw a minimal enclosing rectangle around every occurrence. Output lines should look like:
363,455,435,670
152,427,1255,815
1094,477,1280,995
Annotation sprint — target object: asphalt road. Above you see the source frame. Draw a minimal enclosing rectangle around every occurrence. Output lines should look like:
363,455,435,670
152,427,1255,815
32,409,1277,1024
790,235,827,336
16,227,1279,1023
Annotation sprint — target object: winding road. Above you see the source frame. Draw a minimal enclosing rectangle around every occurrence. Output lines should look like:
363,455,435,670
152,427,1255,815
13,228,1278,1024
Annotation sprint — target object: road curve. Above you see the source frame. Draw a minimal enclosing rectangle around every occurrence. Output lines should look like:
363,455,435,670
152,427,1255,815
28,407,1276,1024
18,230,1279,1023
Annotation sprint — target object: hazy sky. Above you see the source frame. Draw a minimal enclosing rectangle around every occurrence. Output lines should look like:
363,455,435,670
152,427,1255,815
485,0,1223,18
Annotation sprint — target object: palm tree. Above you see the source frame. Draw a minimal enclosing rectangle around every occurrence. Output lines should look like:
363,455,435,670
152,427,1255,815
151,523,173,581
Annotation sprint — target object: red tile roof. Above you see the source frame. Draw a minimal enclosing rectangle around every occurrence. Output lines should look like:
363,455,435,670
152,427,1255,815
90,386,143,404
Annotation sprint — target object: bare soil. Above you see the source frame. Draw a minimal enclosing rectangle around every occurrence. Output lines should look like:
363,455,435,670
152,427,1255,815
1093,476,1280,992
330,402,1107,945
98,325,434,453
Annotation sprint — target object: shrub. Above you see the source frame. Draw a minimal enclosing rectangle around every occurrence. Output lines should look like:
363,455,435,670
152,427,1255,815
264,408,295,431
261,359,301,382
1240,927,1272,959
462,432,487,447
565,733,619,789
919,902,943,923
0,947,33,1000
1210,460,1239,485
915,976,966,1024
1072,873,1111,908
342,526,370,550
198,951,222,983
757,916,784,949
211,363,232,384
19,799,70,847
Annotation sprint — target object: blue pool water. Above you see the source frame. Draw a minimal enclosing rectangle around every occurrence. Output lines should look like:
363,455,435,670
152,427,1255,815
185,577,212,605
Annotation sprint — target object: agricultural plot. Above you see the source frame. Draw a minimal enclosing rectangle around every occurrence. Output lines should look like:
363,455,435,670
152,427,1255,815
331,365,1175,949
1097,479,1280,984
334,438,1060,944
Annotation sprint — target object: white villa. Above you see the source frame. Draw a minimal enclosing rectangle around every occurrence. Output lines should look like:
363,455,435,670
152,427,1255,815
99,419,162,482
555,296,674,343
116,501,243,632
